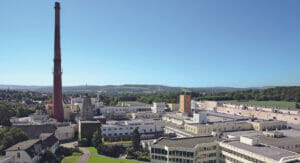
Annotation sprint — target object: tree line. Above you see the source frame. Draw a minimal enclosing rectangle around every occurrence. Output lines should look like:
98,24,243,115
93,87,300,106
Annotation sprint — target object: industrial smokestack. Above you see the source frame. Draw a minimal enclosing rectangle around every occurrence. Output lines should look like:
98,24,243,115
52,2,64,122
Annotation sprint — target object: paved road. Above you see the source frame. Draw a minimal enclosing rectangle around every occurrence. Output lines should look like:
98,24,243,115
77,147,90,163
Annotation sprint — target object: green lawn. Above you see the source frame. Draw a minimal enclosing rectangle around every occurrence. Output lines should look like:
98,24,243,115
61,152,82,163
85,147,98,155
85,147,140,163
220,100,298,109
104,141,132,145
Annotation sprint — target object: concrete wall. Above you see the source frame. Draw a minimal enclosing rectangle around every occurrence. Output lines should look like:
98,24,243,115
6,151,38,163
55,125,75,141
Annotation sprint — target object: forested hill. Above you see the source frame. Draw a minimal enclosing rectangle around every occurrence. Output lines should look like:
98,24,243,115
0,84,258,94
196,86,300,102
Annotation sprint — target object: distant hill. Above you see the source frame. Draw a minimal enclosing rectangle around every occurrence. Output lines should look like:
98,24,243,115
0,84,271,94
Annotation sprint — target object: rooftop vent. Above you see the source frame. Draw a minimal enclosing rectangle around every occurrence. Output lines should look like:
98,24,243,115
240,136,259,146
263,128,284,138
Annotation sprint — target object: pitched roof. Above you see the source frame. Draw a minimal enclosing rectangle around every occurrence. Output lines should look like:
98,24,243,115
6,139,41,151
40,133,58,149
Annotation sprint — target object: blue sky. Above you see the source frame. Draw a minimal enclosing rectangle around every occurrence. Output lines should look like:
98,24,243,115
0,0,299,87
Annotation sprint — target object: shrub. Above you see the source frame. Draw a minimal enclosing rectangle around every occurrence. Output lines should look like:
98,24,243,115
78,138,91,147
96,144,126,158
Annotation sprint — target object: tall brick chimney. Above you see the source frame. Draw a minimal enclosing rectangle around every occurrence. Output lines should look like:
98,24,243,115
52,2,64,122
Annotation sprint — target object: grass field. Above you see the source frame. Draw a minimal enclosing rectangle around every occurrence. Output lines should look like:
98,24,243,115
220,100,298,109
104,141,132,145
85,147,140,163
85,147,98,155
61,152,82,163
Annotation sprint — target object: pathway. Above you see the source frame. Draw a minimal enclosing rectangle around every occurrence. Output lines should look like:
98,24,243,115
77,147,90,163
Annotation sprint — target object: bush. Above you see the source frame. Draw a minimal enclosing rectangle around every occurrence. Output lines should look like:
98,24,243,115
55,147,81,162
78,138,91,147
96,144,126,158
126,147,150,162
136,151,150,162
39,150,58,163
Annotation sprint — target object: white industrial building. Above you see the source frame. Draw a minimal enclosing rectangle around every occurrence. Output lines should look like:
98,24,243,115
101,119,163,137
100,106,151,114
151,102,167,115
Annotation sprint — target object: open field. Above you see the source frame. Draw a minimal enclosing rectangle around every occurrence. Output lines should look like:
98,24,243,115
85,147,140,163
220,100,298,109
61,152,82,163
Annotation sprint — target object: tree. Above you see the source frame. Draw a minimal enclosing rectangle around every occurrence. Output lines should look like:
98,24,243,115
132,128,141,151
296,103,300,109
0,127,28,154
0,102,15,126
39,150,58,163
92,129,102,147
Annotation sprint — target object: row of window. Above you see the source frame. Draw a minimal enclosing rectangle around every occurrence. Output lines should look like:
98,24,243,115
198,153,217,159
151,148,194,157
151,155,167,161
103,133,130,137
197,146,217,151
151,148,167,155
152,155,194,163
221,154,244,163
102,127,134,131
169,150,194,157
168,157,193,163
202,160,217,163
220,147,265,163
102,127,154,132
278,144,300,150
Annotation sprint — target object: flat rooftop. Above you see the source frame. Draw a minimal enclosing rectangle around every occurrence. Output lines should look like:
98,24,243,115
80,121,100,124
103,119,156,127
288,124,300,130
224,129,300,147
155,136,220,148
164,113,191,120
224,140,299,161
156,120,197,137
187,120,249,126
225,129,300,138
203,111,251,121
